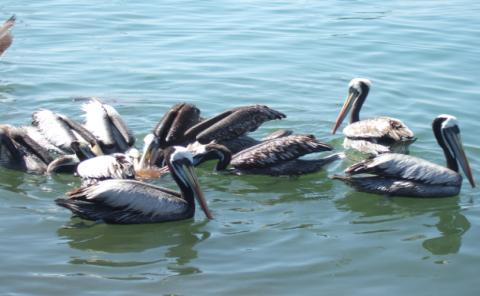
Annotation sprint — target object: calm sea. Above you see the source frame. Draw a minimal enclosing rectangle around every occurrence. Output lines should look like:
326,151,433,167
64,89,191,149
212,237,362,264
1,1,479,295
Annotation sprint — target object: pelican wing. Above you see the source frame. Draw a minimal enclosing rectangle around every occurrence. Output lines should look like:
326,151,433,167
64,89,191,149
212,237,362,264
77,154,135,181
0,15,15,56
186,105,286,144
153,103,201,146
9,126,53,164
343,117,414,142
32,109,79,151
103,103,135,147
23,126,64,154
60,115,98,146
345,153,461,186
231,134,332,169
83,99,115,145
63,180,188,222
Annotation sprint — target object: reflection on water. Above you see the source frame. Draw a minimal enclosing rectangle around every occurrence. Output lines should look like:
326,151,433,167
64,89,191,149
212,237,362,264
422,210,470,255
58,218,210,275
335,193,470,255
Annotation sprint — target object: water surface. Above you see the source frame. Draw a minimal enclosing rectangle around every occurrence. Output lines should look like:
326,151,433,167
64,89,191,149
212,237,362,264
1,1,479,295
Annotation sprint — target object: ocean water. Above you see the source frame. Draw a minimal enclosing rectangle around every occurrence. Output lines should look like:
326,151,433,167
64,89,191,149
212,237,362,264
1,1,479,295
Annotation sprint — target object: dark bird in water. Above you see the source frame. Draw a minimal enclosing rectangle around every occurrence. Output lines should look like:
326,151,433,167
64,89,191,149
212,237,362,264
82,98,136,154
189,134,340,176
139,103,201,168
332,78,415,155
333,114,475,197
140,104,285,167
55,146,213,224
0,15,15,57
0,124,53,173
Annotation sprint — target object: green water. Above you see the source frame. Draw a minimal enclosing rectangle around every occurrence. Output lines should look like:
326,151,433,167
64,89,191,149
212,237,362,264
1,1,479,295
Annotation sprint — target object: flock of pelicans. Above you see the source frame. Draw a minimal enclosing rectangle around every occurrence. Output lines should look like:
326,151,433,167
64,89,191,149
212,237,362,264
0,15,476,225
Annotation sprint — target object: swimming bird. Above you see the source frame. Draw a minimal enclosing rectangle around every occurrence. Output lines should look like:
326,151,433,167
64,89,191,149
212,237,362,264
82,98,135,154
140,104,286,169
332,114,475,197
0,15,15,57
331,78,415,155
55,146,213,224
189,134,340,176
0,124,53,173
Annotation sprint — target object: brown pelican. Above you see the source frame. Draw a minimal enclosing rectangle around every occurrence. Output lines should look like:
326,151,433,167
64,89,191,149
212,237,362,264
139,103,201,168
55,146,213,224
189,134,340,176
140,104,287,169
332,115,475,197
0,124,53,173
0,15,15,57
332,78,415,154
82,98,135,154
32,109,103,156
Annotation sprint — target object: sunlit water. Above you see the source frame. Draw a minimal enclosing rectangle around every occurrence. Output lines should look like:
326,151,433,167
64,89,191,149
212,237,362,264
1,1,479,295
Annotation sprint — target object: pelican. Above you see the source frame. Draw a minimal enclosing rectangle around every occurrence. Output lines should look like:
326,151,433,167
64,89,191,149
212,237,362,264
75,153,137,186
189,134,340,176
55,146,213,224
332,115,475,197
32,109,103,156
332,78,415,154
0,15,15,57
0,124,53,173
140,104,286,168
139,103,201,168
82,98,135,154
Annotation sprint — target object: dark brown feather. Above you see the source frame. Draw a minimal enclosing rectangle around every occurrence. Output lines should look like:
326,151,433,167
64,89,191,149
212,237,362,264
185,105,286,144
231,134,332,169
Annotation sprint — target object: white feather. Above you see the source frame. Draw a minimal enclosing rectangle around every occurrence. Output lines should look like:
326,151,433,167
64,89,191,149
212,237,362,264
32,109,77,150
349,78,372,91
170,146,193,163
82,99,113,145
22,126,64,154
77,154,135,181
440,114,458,129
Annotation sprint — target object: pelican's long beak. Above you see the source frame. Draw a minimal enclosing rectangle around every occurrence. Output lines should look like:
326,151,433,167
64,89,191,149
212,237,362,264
183,162,213,219
138,135,161,169
444,128,476,187
332,90,356,135
90,143,104,156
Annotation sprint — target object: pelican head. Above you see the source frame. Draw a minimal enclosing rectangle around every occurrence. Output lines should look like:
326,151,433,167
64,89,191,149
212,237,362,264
187,141,232,170
434,114,475,188
125,147,141,171
46,155,79,174
164,146,213,219
332,78,371,134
